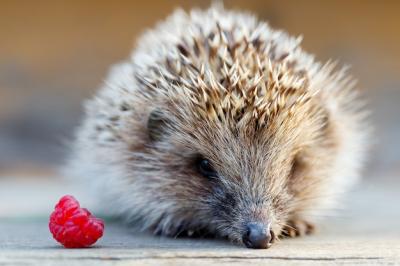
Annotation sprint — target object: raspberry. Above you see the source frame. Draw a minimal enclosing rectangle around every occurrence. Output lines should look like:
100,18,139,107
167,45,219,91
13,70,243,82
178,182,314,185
49,195,104,248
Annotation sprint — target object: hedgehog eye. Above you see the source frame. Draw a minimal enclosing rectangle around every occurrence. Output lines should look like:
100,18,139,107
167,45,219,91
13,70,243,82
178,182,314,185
198,158,218,178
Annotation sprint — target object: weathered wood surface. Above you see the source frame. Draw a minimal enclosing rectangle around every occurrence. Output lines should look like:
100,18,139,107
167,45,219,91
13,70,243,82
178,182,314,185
1,220,400,266
0,173,399,265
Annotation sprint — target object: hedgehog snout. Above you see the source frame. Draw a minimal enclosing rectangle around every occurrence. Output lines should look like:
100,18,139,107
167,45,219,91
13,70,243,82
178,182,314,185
242,222,274,249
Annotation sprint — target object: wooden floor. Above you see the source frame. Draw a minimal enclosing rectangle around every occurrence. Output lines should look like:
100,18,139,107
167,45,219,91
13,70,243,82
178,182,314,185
0,221,399,266
0,172,399,265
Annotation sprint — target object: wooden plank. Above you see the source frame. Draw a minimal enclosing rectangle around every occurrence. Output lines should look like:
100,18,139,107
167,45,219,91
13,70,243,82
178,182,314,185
0,220,399,266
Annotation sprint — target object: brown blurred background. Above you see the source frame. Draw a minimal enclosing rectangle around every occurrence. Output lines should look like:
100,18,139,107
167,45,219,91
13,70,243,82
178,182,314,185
0,0,399,177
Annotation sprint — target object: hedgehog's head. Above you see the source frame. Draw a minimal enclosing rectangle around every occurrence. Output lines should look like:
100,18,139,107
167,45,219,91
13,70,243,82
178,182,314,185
123,20,345,248
129,55,338,249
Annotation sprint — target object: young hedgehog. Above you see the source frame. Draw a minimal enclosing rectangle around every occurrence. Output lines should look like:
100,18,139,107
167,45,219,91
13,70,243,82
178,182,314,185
68,6,368,249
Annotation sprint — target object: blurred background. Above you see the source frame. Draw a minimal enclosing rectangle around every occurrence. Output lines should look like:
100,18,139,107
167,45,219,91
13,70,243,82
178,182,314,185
0,1,399,219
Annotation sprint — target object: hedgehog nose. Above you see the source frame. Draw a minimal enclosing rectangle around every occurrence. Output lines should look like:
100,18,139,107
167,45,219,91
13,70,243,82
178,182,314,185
242,222,273,249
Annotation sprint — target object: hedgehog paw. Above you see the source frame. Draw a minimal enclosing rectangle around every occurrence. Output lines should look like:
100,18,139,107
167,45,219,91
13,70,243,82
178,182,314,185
282,218,315,238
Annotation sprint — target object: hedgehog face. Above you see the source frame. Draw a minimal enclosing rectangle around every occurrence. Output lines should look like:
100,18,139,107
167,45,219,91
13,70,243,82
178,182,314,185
139,92,334,248
129,34,338,247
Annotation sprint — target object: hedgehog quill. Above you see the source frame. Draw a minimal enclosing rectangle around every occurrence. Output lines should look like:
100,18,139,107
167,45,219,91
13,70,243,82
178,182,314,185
67,6,369,249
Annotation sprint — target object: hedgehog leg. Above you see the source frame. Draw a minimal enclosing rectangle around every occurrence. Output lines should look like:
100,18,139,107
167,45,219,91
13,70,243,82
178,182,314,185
281,218,315,238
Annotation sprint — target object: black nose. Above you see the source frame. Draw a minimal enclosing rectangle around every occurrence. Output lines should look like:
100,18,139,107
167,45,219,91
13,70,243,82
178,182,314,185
242,222,273,249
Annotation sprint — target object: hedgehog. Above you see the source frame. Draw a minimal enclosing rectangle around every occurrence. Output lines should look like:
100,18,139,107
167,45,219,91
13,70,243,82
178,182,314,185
67,5,369,249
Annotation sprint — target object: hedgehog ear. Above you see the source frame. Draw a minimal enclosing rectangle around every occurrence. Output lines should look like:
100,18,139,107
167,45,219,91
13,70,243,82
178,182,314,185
147,109,169,142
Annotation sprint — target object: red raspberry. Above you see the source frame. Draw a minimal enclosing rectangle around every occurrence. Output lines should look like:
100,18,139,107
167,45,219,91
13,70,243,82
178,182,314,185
49,195,104,248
